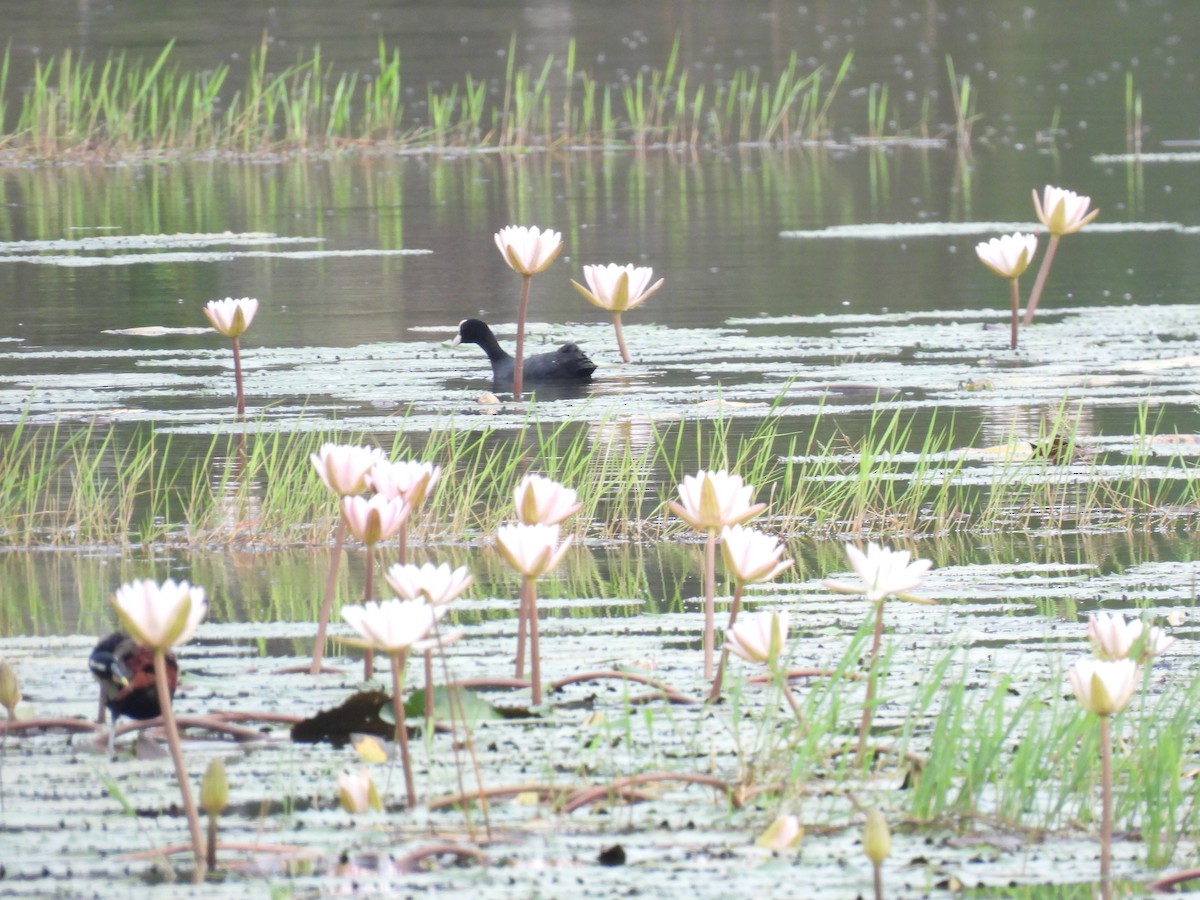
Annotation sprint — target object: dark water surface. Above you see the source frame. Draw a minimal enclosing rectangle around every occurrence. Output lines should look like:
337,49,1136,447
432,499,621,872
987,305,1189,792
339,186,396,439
1,1,1199,629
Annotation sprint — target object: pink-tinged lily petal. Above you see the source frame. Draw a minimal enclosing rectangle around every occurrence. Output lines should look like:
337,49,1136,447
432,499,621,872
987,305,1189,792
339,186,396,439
975,232,1038,279
496,522,573,579
310,443,386,496
756,814,803,851
494,225,563,276
514,474,582,526
570,263,665,314
1087,611,1174,662
342,494,411,546
723,610,788,665
1067,657,1138,717
668,469,767,534
384,562,472,606
1033,185,1099,236
341,598,444,653
337,768,382,813
822,542,932,604
720,525,793,585
111,578,207,651
366,459,441,509
202,297,259,339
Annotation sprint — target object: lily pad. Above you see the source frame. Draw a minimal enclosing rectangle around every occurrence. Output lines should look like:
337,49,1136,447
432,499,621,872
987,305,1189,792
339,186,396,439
392,685,515,724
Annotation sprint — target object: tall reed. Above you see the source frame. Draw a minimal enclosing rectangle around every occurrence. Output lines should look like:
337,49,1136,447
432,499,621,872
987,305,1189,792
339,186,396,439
0,38,867,160
2,401,1198,548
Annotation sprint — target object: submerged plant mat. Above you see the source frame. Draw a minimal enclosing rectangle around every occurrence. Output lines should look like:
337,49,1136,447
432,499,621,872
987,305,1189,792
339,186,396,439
2,557,1198,895
4,300,1200,435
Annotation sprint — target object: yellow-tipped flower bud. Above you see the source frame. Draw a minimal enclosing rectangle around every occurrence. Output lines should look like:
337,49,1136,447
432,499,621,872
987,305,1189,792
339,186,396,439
200,758,229,817
863,808,891,867
756,813,804,851
0,660,20,719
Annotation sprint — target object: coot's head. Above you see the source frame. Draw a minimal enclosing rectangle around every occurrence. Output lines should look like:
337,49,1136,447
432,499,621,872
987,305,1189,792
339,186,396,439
452,318,493,348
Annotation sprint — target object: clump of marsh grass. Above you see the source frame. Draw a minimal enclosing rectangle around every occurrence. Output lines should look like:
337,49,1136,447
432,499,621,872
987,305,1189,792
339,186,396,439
0,37,864,161
3,399,1200,550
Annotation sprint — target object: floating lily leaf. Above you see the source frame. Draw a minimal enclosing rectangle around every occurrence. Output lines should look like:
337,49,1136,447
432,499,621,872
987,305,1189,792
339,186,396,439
384,685,512,724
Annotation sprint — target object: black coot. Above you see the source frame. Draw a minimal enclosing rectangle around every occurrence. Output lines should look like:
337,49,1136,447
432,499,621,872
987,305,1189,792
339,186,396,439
452,318,597,384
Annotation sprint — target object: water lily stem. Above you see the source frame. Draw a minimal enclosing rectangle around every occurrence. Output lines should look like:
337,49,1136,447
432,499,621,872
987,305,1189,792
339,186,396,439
363,543,376,681
154,650,205,878
778,667,807,730
1009,277,1021,350
1023,233,1060,325
873,860,884,900
424,649,434,720
512,273,532,401
855,599,886,767
390,650,417,809
515,578,530,679
704,531,717,680
206,815,218,871
612,312,631,363
1101,713,1113,895
708,583,744,701
230,337,245,418
527,576,542,706
310,515,347,675
432,619,490,840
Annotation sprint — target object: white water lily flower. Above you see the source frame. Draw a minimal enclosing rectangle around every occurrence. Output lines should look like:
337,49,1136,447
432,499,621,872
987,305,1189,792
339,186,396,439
342,494,411,546
1087,611,1175,662
494,225,563,276
514,474,582,526
668,469,767,534
384,562,472,606
1068,657,1139,717
310,443,386,496
202,296,259,339
341,598,444,653
756,814,803,851
570,263,665,314
720,525,793,585
724,611,788,665
111,578,207,651
337,768,382,813
496,522,573,578
366,459,441,509
823,542,933,604
975,232,1038,279
1033,185,1099,236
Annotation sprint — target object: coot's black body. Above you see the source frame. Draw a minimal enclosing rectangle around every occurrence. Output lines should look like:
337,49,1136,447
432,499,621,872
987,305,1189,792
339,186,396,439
452,318,596,384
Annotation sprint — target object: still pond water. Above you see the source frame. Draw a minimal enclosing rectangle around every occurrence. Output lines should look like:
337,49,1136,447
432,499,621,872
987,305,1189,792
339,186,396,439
2,1,1200,896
